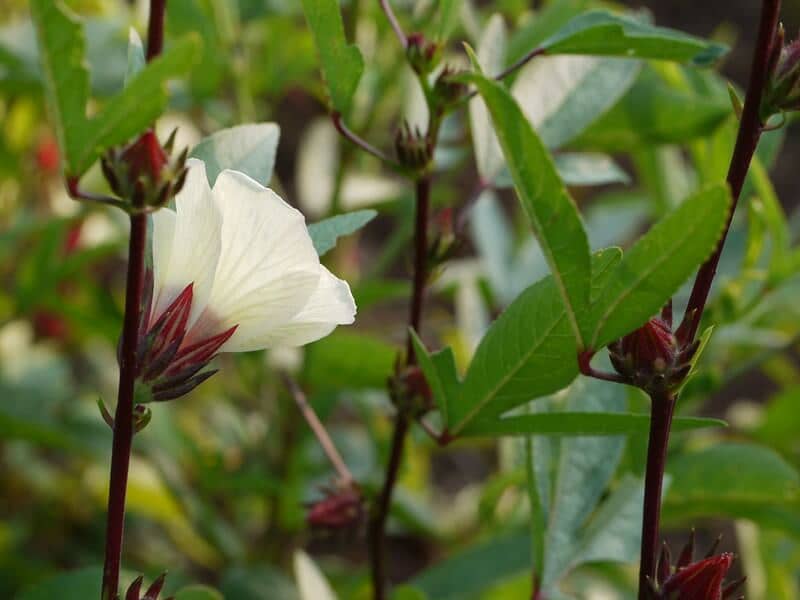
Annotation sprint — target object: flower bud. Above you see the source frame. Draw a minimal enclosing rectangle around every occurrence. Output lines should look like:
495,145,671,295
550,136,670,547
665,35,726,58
406,32,440,75
121,130,168,185
609,315,698,394
432,66,468,108
649,534,745,600
307,485,363,530
395,122,433,171
102,129,188,211
762,25,800,118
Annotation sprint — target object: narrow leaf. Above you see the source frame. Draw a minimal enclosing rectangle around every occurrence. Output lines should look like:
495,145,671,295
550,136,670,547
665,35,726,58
301,0,364,114
468,73,592,347
542,10,727,66
308,209,377,256
590,183,731,350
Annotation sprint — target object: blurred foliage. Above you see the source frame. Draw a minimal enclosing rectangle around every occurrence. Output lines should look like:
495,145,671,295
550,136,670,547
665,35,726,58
1,0,799,599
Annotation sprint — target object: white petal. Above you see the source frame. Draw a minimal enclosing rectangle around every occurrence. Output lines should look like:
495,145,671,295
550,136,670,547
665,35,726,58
200,169,322,351
225,266,356,350
151,159,222,329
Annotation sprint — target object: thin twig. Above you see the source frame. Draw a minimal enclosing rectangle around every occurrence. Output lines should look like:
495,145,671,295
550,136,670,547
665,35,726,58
463,47,547,101
379,0,407,48
281,373,354,486
66,177,129,211
678,0,782,344
331,112,405,172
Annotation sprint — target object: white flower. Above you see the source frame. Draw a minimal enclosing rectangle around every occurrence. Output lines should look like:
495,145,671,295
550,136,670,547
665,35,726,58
139,159,356,400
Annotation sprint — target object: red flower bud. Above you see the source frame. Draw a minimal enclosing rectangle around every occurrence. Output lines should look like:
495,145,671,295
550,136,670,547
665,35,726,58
661,554,734,600
307,487,363,530
608,314,699,394
125,573,168,600
121,130,168,185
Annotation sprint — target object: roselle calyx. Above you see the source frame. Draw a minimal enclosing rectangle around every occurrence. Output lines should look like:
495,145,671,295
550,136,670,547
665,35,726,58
101,128,188,211
123,573,171,600
648,534,745,600
307,483,364,530
609,311,699,395
131,274,235,403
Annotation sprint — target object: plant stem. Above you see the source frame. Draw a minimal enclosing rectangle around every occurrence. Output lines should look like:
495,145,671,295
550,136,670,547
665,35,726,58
679,0,781,344
331,112,405,172
637,390,676,600
369,176,431,600
101,212,146,600
379,0,407,48
101,2,165,598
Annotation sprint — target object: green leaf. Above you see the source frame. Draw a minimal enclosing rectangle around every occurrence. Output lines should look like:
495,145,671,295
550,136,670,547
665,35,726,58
553,153,630,187
460,412,725,437
30,0,200,176
29,0,91,175
412,531,531,600
436,0,462,41
220,566,298,600
308,209,377,256
573,66,730,151
663,443,800,524
304,331,395,390
450,249,620,435
542,10,727,66
410,331,459,424
190,123,281,186
17,567,101,600
301,0,364,114
174,585,224,600
82,35,200,174
589,183,731,350
507,0,591,66
468,73,592,346
512,55,641,149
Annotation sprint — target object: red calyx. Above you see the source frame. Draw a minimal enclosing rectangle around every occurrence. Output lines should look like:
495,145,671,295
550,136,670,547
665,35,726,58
121,130,168,185
619,317,677,375
307,487,363,530
661,553,734,600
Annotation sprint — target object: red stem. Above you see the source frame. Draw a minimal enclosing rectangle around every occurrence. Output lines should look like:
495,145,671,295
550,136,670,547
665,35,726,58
679,0,781,343
101,2,165,597
369,177,431,600
638,391,676,599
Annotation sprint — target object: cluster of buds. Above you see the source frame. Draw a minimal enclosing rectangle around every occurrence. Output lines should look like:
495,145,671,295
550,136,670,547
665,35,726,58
307,482,364,531
608,304,699,395
432,65,468,109
762,24,800,119
395,122,433,171
101,129,188,211
406,32,440,75
130,272,236,403
647,534,745,599
120,573,170,600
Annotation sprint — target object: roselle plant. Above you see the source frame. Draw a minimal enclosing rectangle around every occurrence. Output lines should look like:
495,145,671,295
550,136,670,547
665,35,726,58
3,0,800,598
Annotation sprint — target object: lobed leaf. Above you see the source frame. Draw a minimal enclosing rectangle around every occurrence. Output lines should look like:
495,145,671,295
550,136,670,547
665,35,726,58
307,209,377,256
191,123,281,186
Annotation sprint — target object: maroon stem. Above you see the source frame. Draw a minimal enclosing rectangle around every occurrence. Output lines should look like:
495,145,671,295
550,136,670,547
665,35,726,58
101,210,146,600
369,177,431,600
101,2,165,598
680,0,781,343
638,391,676,599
